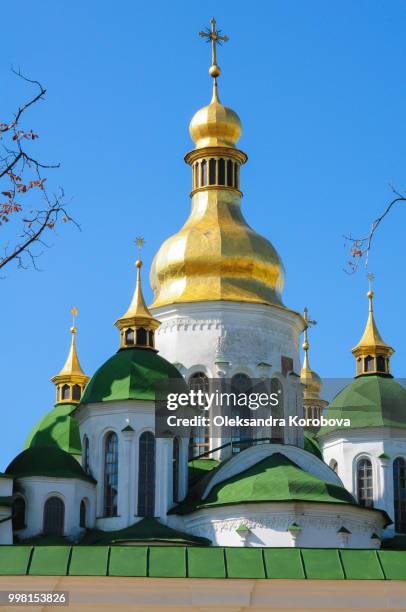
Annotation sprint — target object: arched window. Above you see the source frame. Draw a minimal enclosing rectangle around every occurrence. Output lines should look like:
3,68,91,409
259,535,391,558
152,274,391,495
138,431,155,516
80,499,87,528
43,497,65,536
218,158,225,185
196,162,200,188
173,437,180,503
394,457,406,533
356,358,362,375
137,327,147,346
201,160,207,186
188,373,210,458
209,158,216,185
104,432,118,517
12,497,25,531
82,435,90,474
231,374,252,453
271,378,284,442
364,355,374,372
227,160,233,187
125,328,134,345
148,330,154,347
234,164,239,188
377,355,386,373
357,458,373,507
72,384,81,401
61,384,70,400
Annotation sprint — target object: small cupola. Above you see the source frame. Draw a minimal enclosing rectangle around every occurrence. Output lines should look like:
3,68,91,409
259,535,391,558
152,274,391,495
352,280,394,377
51,308,90,404
115,254,160,350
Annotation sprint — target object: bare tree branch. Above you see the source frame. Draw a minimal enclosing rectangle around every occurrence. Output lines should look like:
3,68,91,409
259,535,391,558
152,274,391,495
344,185,406,273
0,70,77,273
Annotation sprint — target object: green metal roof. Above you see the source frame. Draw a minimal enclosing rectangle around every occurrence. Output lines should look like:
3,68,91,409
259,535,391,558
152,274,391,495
0,546,406,579
5,447,96,484
80,347,185,404
24,403,81,457
172,453,358,515
319,375,406,437
80,518,210,546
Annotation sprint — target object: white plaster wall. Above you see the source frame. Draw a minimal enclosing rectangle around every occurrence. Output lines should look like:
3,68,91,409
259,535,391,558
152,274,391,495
151,301,305,449
0,476,15,544
320,427,406,537
15,476,96,540
168,501,385,548
76,400,189,531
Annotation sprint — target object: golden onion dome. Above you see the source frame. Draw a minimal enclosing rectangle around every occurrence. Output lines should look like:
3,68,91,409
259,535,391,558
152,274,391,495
149,18,285,310
300,362,322,396
189,82,242,149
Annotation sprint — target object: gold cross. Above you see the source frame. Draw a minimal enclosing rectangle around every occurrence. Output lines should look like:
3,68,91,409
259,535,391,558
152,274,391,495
199,17,229,69
367,272,375,292
70,307,78,328
303,306,317,329
135,236,145,257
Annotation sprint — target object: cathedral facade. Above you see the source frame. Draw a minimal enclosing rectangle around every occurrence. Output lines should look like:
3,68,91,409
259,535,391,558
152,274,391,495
0,20,405,552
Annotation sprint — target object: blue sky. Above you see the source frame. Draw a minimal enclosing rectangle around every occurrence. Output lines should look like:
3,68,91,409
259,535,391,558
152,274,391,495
1,1,405,467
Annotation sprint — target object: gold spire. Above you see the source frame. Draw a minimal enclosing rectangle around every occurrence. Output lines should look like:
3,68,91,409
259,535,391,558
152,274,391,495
51,308,89,404
300,308,327,429
352,275,394,376
116,241,160,349
149,19,285,310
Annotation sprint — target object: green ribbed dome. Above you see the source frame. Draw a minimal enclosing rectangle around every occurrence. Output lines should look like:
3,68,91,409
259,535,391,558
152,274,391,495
81,347,185,405
6,447,95,483
24,403,81,457
172,453,357,515
319,375,406,437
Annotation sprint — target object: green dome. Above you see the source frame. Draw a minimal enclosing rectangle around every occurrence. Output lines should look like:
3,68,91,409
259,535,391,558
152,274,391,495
24,403,81,457
81,347,185,405
6,447,95,483
172,453,357,515
319,375,406,437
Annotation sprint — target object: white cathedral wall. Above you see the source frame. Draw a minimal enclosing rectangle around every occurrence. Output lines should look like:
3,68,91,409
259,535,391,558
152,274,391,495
152,300,305,449
0,476,13,544
76,400,189,531
320,427,406,538
168,502,384,548
15,476,96,540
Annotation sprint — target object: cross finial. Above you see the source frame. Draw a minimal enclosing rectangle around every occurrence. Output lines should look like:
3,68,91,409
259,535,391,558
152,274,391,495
303,307,317,358
303,307,317,329
367,272,375,292
135,236,145,258
70,307,78,333
199,17,229,79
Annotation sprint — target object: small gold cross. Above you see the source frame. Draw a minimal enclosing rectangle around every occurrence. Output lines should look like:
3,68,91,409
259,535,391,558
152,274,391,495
199,17,229,69
367,272,375,292
70,307,78,328
303,306,317,328
135,236,145,257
